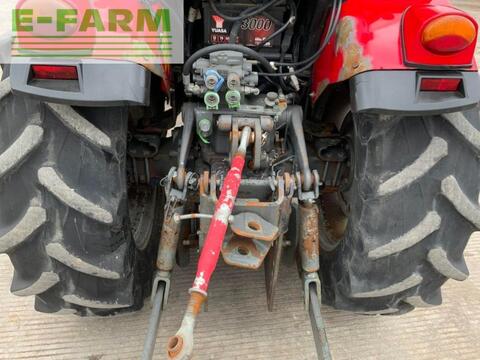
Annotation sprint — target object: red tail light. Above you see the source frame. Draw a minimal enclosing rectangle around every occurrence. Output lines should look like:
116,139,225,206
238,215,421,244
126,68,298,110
420,78,462,92
31,65,78,80
403,5,478,68
422,15,476,55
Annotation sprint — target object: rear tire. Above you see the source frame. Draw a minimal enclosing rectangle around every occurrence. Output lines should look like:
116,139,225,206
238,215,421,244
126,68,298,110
0,78,158,316
320,107,480,314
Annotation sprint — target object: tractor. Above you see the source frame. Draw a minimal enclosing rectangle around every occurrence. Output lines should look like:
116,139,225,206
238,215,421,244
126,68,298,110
0,0,479,358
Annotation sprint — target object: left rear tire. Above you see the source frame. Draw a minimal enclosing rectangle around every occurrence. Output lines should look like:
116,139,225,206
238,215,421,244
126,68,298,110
0,78,159,316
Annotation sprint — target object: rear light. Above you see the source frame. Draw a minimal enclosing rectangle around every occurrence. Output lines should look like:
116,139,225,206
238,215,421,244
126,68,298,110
422,15,476,54
402,5,478,68
420,78,462,92
31,65,78,80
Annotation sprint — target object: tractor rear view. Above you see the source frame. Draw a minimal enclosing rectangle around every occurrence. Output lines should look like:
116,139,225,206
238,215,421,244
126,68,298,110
1,0,479,359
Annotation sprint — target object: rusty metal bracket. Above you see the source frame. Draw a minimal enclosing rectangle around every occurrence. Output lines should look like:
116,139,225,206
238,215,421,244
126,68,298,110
199,174,293,272
230,212,279,241
222,236,272,270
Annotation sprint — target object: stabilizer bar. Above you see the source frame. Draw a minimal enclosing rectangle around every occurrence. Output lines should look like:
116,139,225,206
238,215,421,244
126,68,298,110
141,283,166,360
309,284,332,360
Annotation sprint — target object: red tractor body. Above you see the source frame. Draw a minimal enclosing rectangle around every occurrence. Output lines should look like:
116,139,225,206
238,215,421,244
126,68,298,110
312,0,478,101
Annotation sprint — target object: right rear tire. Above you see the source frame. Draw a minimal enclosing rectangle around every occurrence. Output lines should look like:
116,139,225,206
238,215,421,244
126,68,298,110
320,107,480,314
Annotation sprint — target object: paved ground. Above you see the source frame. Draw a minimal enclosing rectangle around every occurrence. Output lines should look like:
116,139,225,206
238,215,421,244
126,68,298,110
0,238,479,360
1,1,480,359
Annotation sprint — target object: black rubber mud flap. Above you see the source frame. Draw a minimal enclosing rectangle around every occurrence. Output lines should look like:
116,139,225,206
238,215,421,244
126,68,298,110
320,107,480,314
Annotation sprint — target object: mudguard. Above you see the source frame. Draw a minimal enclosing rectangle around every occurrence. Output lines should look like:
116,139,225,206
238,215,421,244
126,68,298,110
351,70,480,114
9,60,151,106
311,0,479,109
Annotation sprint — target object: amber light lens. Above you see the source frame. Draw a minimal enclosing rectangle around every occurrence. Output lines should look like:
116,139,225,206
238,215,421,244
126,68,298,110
421,15,476,54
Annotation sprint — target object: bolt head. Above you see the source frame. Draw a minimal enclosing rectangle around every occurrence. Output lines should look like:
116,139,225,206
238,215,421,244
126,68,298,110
198,118,211,132
267,92,279,101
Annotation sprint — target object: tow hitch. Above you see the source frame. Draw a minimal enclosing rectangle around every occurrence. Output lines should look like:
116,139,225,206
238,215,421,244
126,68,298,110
141,109,332,359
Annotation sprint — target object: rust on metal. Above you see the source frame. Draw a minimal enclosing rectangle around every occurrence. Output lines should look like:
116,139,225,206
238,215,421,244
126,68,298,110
167,336,184,359
299,203,320,273
199,171,209,196
230,212,279,242
222,235,269,270
187,291,206,316
284,173,293,192
336,16,372,82
156,209,183,271
248,220,260,231
243,200,271,208
166,292,206,360
225,236,262,259
232,227,277,241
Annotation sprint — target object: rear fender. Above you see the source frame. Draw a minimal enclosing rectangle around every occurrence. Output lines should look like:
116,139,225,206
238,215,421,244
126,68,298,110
311,0,478,102
351,70,480,115
9,60,151,106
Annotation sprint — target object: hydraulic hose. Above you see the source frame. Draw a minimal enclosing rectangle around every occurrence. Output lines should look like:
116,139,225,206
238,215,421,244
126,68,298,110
255,15,295,49
255,0,297,49
182,44,275,76
258,0,343,76
229,22,241,44
207,0,283,22
229,7,252,44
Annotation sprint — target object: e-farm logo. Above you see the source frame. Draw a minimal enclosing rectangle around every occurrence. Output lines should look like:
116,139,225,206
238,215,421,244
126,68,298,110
10,0,183,64
13,9,172,33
